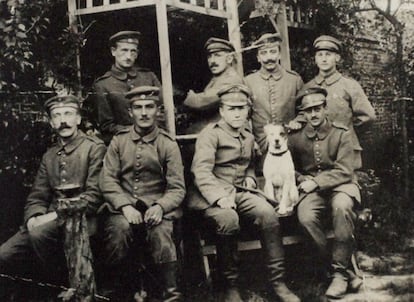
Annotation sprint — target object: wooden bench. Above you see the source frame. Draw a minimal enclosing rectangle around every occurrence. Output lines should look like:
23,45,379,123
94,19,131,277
198,230,335,283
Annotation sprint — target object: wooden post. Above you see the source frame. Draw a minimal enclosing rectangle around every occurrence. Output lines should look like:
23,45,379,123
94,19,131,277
276,0,291,70
156,0,176,137
226,0,243,75
56,185,96,302
67,0,82,98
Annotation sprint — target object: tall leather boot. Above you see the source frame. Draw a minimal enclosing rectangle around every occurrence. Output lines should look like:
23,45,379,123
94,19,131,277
325,241,354,299
261,226,300,302
216,235,242,302
159,262,182,302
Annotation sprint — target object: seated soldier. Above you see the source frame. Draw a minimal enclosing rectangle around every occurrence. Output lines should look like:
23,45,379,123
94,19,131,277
0,95,106,294
288,87,361,299
99,86,185,301
189,83,300,302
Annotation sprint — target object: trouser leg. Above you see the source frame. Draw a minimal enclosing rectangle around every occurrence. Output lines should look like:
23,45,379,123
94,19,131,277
204,207,241,301
326,192,357,299
237,192,300,302
297,192,328,257
28,220,61,265
148,220,182,301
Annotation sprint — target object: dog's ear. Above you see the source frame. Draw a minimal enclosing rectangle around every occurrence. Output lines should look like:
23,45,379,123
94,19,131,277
282,123,290,134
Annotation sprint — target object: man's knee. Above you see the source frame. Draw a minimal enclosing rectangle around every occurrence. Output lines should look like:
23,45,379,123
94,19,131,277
206,208,240,235
331,193,354,214
297,205,319,228
103,215,133,264
148,221,177,264
251,203,279,229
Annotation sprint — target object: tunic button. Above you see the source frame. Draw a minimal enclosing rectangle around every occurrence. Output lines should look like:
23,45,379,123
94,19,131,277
137,147,142,151
135,178,139,182
57,151,61,155
133,194,138,198
136,163,141,167
316,158,321,162
315,144,319,148
62,179,66,182
136,155,141,159
134,186,138,190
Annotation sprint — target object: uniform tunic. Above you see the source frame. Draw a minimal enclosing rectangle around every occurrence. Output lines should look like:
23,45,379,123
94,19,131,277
303,71,376,169
0,131,106,268
288,119,359,266
99,126,185,264
93,65,161,144
183,67,244,134
189,120,278,235
245,66,303,153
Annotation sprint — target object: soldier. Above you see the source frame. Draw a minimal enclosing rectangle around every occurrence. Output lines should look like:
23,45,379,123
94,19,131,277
303,35,376,169
99,86,185,301
183,37,244,134
0,95,105,289
93,31,161,144
245,33,304,154
289,87,361,299
189,84,300,302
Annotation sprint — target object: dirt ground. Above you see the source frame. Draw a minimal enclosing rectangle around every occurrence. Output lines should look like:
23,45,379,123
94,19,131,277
2,241,413,302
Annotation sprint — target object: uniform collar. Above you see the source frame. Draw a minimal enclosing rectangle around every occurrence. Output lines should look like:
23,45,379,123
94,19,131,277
110,65,138,80
258,65,283,81
314,70,342,86
57,130,85,154
304,119,332,140
130,125,159,143
217,119,250,138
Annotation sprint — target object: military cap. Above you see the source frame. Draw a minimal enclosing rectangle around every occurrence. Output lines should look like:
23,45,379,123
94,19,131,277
44,95,81,114
253,33,282,49
313,35,341,53
109,31,141,46
204,37,235,54
125,86,160,104
217,84,251,106
296,86,328,111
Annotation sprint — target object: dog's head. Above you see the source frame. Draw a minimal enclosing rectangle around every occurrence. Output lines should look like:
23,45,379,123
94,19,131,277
264,123,289,154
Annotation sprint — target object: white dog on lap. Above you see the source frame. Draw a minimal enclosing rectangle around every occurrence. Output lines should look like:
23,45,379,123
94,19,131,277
263,123,299,216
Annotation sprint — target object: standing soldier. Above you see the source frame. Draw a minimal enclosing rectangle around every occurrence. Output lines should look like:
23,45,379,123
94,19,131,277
0,95,105,294
183,37,244,134
93,31,161,144
245,33,304,154
289,87,361,299
99,86,185,301
189,84,300,302
303,35,376,169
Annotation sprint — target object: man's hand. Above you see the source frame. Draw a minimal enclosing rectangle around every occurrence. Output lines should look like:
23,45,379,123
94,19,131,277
27,212,58,231
243,177,257,189
287,120,303,130
122,205,143,225
298,179,318,193
144,204,163,228
217,197,236,209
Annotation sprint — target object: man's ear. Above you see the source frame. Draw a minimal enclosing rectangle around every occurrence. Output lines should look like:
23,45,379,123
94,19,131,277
128,107,133,118
335,53,341,63
110,46,117,57
226,53,234,65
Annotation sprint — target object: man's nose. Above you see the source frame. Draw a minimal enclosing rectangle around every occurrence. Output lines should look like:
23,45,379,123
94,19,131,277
141,107,147,115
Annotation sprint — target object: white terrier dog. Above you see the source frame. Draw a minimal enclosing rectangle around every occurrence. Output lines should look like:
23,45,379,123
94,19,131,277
263,124,299,215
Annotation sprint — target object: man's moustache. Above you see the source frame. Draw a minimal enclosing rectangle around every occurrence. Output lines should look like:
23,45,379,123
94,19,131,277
209,64,218,68
58,123,71,131
263,60,276,64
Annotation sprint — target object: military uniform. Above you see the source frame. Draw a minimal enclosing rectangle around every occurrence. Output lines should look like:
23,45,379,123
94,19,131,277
184,68,244,134
0,130,106,269
245,67,303,153
190,84,300,302
303,35,376,170
93,65,161,144
291,86,360,299
183,37,244,134
100,125,185,265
